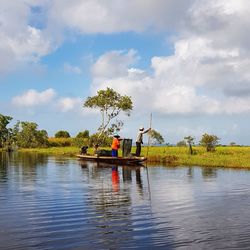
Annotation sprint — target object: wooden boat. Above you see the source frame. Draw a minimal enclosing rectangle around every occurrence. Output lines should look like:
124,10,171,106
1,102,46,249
76,154,147,165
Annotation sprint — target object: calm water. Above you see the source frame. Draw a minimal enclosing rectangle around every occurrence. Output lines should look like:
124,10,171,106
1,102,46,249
1,152,250,249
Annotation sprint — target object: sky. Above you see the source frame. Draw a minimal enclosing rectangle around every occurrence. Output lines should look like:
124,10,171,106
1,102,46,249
1,0,250,145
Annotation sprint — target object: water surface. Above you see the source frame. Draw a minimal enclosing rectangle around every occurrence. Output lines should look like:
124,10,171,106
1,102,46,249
0,152,250,249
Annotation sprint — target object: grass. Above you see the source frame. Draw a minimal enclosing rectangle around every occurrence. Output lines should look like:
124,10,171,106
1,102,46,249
17,146,250,168
18,146,81,156
144,146,250,168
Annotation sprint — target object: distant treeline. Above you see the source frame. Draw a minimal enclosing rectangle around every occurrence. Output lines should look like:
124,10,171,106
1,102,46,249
0,113,112,149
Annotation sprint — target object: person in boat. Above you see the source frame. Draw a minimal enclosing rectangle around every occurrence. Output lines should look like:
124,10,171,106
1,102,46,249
111,134,122,157
135,126,151,157
80,145,88,155
93,144,99,154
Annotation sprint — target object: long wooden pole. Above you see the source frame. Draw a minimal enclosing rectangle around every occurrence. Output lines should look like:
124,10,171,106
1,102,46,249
146,113,152,158
146,113,152,209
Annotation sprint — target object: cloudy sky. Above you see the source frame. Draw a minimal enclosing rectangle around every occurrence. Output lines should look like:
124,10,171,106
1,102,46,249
1,0,250,145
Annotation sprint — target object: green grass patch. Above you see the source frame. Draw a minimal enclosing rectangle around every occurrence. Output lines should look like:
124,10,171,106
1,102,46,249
16,146,250,168
144,146,250,168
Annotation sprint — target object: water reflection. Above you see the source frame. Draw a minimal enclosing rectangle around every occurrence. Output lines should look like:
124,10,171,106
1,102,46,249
186,166,218,181
111,166,119,192
122,166,132,182
187,167,194,179
0,151,48,168
1,153,250,249
202,167,217,180
78,162,153,249
79,162,146,198
0,152,9,182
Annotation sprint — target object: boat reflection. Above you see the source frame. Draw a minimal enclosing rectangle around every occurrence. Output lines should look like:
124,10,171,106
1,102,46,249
78,162,149,248
79,161,145,196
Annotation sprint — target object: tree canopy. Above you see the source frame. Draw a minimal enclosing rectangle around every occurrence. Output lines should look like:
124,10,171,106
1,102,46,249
177,140,187,147
55,130,71,138
83,87,133,145
0,114,12,147
149,129,164,145
76,130,90,138
16,122,49,148
200,133,220,152
184,136,195,155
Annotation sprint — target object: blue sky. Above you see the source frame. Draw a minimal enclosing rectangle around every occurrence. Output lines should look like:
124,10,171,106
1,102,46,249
1,0,250,145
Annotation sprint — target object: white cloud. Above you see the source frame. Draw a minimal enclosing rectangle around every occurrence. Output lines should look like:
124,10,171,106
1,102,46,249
47,0,192,33
73,0,249,116
63,63,82,74
1,0,190,74
91,49,138,80
8,26,52,62
0,1,54,73
56,97,82,112
12,88,56,107
186,0,250,53
91,40,250,115
11,88,87,114
56,97,99,115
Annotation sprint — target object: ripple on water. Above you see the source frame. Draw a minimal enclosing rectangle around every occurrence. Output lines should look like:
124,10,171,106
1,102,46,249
1,155,250,249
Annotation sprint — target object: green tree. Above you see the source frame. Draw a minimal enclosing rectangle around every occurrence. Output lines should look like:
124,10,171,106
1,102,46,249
177,140,187,147
200,133,220,152
89,132,112,147
4,121,20,149
184,136,195,155
76,130,90,138
0,114,12,147
229,142,238,146
11,121,20,142
36,130,49,147
149,129,164,145
55,130,71,138
72,130,90,147
16,122,49,148
83,87,133,145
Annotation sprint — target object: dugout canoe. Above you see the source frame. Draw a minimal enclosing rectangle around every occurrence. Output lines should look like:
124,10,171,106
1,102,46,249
76,154,147,165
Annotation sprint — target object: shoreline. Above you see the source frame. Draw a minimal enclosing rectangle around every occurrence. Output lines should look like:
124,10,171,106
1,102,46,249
8,146,250,169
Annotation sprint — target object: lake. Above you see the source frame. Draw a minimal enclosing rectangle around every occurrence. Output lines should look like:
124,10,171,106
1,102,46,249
0,152,250,249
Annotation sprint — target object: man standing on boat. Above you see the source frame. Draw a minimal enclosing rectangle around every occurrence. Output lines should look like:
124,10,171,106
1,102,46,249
136,127,151,157
111,135,122,157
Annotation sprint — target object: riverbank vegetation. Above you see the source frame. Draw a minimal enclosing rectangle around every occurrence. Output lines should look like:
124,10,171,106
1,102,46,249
17,145,250,168
145,146,250,168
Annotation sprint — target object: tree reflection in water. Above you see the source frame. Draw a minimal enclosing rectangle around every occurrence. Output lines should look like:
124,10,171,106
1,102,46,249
0,152,49,183
187,167,194,179
202,167,217,180
0,152,9,182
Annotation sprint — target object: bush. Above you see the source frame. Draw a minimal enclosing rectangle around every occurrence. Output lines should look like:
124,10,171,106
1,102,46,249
55,130,71,138
200,133,220,152
177,140,187,147
48,138,72,147
16,122,49,148
76,130,90,138
89,133,112,147
72,137,89,148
